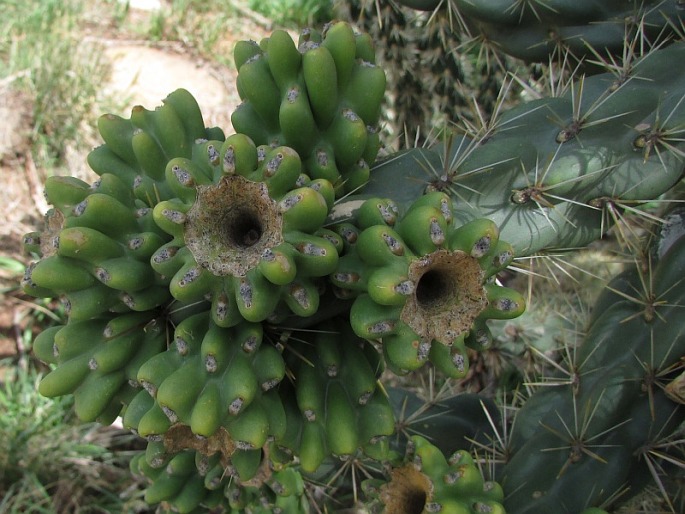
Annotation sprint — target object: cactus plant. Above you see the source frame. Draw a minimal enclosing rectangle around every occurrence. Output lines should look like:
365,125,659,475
337,0,526,148
340,36,685,257
495,227,685,513
20,4,685,513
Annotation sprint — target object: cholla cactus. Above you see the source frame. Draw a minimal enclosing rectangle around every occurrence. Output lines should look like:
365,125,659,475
21,5,685,513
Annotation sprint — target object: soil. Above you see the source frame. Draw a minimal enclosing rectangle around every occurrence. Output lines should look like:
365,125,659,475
0,2,272,359
102,42,237,135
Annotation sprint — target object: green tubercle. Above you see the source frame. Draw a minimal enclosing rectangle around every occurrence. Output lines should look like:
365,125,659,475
231,21,386,196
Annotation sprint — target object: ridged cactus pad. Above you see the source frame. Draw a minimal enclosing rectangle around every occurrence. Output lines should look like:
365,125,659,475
498,231,685,513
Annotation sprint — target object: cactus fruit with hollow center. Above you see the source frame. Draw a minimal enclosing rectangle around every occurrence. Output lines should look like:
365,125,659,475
149,133,338,324
231,21,385,195
22,88,223,322
362,434,506,514
333,191,525,377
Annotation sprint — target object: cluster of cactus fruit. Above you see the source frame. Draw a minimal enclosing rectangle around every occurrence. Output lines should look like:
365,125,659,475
21,1,685,512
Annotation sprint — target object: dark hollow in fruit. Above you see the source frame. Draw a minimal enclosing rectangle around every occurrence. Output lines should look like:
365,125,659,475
415,268,450,309
402,249,486,345
185,175,284,277
225,208,263,248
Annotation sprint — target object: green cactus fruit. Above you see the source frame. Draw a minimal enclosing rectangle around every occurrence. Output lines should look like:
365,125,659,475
231,22,386,195
335,192,524,377
31,325,63,365
120,314,312,507
87,88,224,206
21,172,173,320
325,381,359,457
302,43,338,128
298,418,327,474
133,442,312,513
129,311,290,454
499,230,685,513
146,134,337,324
131,449,222,513
362,434,505,514
281,322,393,470
36,312,166,424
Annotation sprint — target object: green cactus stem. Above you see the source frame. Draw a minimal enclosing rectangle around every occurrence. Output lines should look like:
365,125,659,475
499,230,685,513
394,0,684,64
338,41,685,257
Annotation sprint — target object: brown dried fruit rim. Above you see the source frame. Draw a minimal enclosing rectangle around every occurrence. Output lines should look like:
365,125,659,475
185,175,284,277
401,249,486,345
